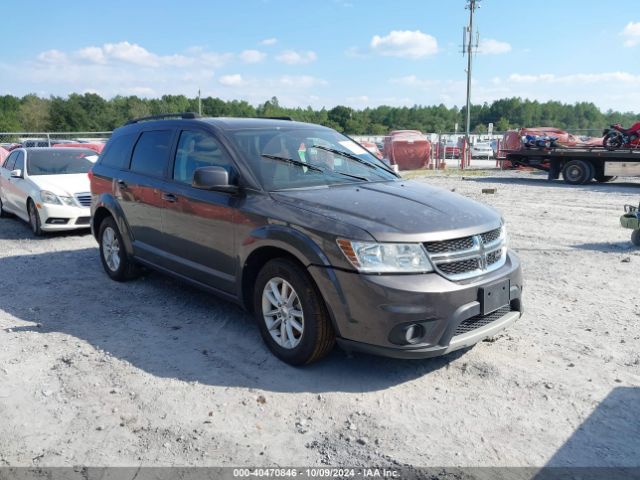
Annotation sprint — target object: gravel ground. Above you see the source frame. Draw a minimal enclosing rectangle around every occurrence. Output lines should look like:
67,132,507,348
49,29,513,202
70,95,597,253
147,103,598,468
0,170,639,468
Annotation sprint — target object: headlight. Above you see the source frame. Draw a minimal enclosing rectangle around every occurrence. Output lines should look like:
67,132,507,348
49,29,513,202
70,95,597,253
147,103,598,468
59,196,76,206
337,239,433,273
40,190,62,205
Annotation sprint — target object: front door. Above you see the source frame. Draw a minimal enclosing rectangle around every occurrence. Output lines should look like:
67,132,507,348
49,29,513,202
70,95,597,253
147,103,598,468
160,129,238,293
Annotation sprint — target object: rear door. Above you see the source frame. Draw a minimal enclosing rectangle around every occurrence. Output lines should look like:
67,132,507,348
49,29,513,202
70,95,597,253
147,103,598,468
118,129,176,264
160,129,238,293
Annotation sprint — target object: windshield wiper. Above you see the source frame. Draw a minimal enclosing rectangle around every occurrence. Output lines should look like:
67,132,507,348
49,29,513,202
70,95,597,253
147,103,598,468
313,144,398,176
261,153,368,182
261,154,324,172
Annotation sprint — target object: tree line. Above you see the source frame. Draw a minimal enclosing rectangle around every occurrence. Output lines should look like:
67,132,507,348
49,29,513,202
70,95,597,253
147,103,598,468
0,93,637,135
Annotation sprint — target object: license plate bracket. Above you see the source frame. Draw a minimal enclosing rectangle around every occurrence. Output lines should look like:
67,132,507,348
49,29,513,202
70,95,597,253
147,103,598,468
479,279,510,315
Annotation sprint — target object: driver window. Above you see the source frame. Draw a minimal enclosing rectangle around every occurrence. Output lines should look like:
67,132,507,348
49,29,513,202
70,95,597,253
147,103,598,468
14,152,25,173
174,131,231,184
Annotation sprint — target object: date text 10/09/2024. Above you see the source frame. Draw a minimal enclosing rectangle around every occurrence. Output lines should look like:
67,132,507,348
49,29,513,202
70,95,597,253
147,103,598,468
232,468,400,478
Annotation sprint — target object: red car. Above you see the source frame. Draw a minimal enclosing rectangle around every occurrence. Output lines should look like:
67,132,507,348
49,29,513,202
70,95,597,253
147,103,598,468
383,130,431,170
53,142,105,154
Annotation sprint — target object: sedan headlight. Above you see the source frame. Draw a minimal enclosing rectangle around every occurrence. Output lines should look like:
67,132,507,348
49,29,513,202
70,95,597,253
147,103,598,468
59,196,76,206
337,239,433,273
40,190,62,205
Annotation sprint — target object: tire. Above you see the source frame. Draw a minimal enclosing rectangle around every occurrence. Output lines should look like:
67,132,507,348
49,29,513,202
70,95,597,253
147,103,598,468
632,230,640,247
603,132,623,151
253,258,335,365
98,216,140,281
27,199,43,236
594,174,617,183
562,160,592,185
0,196,5,218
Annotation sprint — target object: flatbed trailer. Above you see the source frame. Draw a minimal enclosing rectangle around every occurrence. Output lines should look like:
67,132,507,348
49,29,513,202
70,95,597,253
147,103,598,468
503,147,640,184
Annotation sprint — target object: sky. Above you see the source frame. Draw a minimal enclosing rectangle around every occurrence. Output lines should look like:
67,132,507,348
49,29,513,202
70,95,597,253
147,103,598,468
1,0,639,113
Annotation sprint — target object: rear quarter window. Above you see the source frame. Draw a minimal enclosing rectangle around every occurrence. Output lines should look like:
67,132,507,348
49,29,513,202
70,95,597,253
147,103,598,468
99,134,136,169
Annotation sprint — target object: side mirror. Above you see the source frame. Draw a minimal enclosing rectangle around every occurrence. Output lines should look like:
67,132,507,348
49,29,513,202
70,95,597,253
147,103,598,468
192,166,238,194
10,169,22,178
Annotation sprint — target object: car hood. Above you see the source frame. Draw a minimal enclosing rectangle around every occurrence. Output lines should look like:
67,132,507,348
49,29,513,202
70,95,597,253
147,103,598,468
29,174,90,196
271,180,502,242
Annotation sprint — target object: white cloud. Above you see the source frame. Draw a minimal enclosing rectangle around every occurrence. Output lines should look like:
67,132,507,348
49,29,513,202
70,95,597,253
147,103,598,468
390,75,438,88
218,74,245,87
102,41,161,67
622,22,640,47
76,46,107,64
275,50,317,65
507,72,640,85
260,38,277,46
37,50,68,64
370,30,438,59
479,38,512,55
278,75,327,88
240,49,266,63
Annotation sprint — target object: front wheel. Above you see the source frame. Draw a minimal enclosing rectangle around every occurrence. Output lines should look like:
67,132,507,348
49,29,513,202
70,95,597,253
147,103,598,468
98,216,140,281
603,132,623,151
28,200,43,236
253,258,335,365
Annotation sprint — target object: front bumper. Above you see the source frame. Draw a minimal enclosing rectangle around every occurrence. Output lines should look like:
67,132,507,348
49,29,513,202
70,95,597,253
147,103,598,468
309,250,523,359
37,203,91,231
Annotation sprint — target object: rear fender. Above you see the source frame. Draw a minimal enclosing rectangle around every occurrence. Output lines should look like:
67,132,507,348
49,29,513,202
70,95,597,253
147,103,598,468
91,193,134,256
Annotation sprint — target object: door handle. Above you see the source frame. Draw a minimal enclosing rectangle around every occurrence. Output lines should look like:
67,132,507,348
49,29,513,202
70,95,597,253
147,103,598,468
162,193,177,203
116,179,128,189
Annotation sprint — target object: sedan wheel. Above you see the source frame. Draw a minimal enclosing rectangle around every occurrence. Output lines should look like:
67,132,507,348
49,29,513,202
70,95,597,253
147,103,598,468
261,277,305,349
28,200,43,236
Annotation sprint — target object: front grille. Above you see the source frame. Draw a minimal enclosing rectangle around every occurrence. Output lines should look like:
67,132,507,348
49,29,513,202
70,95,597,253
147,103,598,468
438,258,479,276
75,217,90,225
425,236,474,254
75,192,91,207
424,226,507,281
453,306,512,336
481,228,502,244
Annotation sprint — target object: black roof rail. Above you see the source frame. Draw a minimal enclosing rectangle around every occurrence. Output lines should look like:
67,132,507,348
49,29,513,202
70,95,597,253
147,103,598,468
260,116,293,121
125,112,201,125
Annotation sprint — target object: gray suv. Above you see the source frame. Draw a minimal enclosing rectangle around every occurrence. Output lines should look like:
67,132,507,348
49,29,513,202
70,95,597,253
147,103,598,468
90,113,523,365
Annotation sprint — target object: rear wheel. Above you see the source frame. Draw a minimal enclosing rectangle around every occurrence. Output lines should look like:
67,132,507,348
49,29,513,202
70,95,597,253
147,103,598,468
603,132,623,151
98,216,140,281
562,160,593,185
28,199,43,236
253,258,335,365
632,230,640,247
0,197,6,218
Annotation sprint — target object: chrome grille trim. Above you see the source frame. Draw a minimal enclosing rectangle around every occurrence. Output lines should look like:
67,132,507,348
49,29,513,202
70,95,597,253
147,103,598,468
424,227,507,281
74,192,91,207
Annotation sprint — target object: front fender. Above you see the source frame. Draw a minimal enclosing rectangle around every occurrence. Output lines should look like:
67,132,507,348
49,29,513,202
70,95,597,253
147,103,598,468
91,193,135,256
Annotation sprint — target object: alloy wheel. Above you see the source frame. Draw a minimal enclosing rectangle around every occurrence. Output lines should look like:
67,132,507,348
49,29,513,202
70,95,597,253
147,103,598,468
261,277,304,349
102,226,121,272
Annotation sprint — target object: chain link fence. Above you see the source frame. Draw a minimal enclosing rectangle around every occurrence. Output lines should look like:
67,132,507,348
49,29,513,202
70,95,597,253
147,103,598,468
0,132,112,149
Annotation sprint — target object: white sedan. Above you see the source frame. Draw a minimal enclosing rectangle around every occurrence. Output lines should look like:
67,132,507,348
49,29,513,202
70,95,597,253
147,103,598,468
470,142,495,158
0,147,97,235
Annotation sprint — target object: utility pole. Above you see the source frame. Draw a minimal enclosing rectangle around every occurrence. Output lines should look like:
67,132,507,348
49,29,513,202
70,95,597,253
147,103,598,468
463,0,480,166
198,89,202,115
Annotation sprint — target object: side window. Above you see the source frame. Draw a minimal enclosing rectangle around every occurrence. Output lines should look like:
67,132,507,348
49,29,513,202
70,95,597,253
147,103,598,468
14,152,25,173
173,130,232,184
100,134,135,169
3,152,18,171
129,130,173,178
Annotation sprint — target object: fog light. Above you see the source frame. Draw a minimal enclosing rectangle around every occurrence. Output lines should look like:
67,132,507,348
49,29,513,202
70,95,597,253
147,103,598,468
405,324,424,344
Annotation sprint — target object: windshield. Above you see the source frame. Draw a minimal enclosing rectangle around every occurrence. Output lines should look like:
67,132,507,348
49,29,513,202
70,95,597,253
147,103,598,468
227,126,398,191
27,149,97,176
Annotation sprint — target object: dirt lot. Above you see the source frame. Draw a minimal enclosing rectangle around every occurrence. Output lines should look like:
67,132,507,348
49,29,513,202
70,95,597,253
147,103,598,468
0,170,639,468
